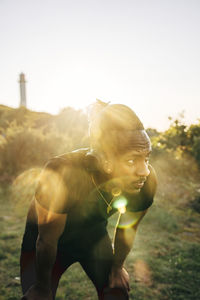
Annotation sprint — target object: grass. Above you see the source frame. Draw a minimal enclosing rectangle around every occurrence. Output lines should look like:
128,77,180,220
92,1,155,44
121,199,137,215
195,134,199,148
0,156,200,299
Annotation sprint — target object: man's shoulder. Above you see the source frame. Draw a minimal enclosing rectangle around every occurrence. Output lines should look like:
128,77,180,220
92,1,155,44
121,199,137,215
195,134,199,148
35,149,92,213
44,148,90,171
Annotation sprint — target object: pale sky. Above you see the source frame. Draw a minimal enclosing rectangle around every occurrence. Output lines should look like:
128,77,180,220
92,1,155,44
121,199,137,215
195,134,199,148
0,0,200,131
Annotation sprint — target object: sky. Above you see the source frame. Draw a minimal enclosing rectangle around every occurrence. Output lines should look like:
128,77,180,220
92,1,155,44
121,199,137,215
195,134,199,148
0,0,200,131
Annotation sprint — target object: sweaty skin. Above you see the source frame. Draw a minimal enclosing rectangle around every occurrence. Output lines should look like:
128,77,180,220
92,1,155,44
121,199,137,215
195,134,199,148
120,129,151,151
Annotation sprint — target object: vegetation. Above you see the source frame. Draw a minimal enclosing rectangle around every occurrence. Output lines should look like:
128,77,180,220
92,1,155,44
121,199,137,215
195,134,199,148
0,105,200,299
148,114,200,166
0,105,89,182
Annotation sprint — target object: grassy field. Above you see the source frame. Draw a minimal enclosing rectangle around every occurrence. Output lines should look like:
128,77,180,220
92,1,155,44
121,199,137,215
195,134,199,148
0,155,200,300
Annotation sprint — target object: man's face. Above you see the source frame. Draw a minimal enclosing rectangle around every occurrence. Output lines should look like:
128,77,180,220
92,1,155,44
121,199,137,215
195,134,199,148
110,149,151,194
106,130,151,194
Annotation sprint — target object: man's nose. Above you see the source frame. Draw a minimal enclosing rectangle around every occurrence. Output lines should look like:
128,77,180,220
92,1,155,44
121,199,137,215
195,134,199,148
136,162,150,178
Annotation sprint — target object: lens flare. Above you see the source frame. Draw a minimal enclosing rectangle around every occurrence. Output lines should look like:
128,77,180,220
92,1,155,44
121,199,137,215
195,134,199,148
118,206,126,214
111,187,121,197
11,168,42,217
117,210,145,229
113,196,127,214
35,167,68,219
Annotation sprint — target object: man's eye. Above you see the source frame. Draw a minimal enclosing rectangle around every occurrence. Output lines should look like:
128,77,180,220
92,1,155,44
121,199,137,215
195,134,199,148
126,159,135,165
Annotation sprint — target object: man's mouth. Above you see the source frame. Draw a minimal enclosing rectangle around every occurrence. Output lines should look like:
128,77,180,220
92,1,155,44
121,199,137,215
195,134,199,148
133,181,145,189
128,180,146,190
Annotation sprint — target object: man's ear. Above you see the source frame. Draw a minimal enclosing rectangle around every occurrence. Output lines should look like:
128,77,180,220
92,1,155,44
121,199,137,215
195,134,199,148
94,151,114,174
103,159,113,174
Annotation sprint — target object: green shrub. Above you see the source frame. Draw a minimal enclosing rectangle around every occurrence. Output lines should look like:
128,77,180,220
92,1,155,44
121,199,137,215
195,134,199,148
0,122,73,177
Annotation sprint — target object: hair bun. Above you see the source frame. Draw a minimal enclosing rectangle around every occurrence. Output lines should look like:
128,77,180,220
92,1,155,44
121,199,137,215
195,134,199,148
88,99,110,122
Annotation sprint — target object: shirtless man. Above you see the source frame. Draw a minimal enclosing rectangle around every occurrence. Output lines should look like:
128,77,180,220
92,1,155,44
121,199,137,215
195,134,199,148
20,102,157,300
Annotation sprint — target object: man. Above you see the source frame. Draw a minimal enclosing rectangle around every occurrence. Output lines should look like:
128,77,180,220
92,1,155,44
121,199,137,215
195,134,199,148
20,102,157,300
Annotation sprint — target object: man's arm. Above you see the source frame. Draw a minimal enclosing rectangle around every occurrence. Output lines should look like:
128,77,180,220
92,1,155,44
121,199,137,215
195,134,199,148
21,163,68,300
22,201,67,300
36,202,67,290
109,210,147,290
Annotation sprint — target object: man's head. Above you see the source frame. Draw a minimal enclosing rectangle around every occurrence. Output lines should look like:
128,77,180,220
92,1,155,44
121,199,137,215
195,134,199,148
89,101,151,193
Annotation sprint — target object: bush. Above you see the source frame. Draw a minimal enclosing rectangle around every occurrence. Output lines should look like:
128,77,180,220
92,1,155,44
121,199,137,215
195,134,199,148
150,116,200,167
0,106,90,181
0,122,77,178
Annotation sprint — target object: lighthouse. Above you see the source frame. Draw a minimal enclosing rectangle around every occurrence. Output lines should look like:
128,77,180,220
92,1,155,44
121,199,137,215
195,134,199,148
19,73,27,107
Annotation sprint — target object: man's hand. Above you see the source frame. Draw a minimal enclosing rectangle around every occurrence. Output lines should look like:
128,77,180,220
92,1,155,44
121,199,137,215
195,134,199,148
109,266,130,292
21,284,53,300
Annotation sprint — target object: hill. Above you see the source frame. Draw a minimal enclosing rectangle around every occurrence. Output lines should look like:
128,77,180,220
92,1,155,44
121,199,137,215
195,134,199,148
0,104,200,299
0,105,89,182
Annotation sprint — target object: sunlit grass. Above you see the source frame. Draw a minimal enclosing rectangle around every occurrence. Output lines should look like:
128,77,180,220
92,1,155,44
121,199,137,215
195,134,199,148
1,154,200,299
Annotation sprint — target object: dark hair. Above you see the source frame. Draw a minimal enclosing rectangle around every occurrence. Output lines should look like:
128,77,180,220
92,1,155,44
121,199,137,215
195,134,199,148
89,101,144,155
